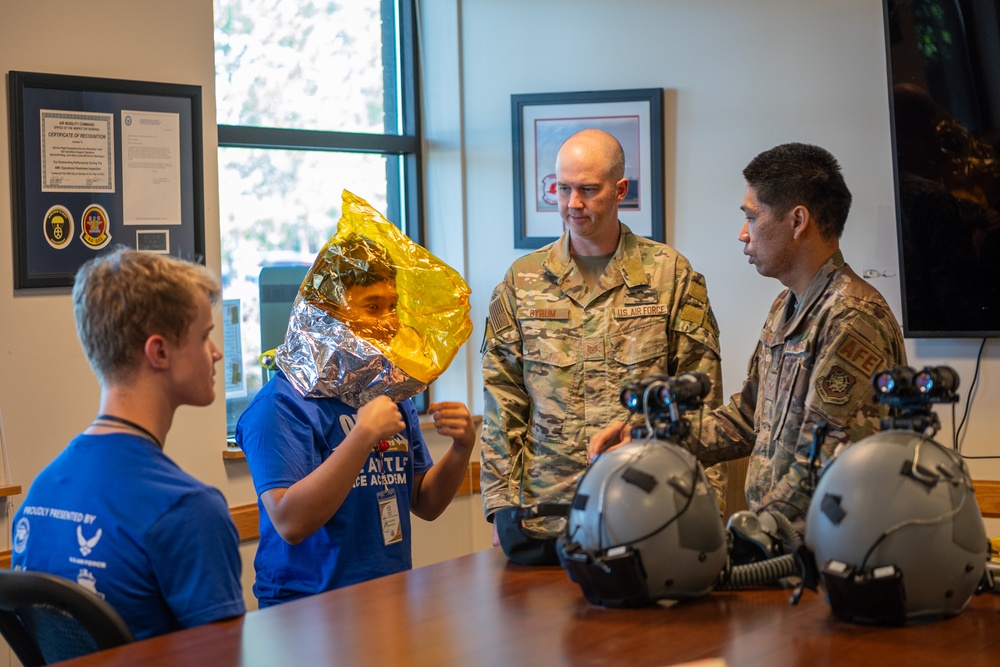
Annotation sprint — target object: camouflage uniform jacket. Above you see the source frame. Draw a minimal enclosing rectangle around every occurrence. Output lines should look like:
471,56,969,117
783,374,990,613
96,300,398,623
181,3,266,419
480,224,725,531
691,250,906,529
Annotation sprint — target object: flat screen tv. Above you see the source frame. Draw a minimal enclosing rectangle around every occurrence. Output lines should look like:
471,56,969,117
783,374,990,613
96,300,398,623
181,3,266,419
884,0,1000,337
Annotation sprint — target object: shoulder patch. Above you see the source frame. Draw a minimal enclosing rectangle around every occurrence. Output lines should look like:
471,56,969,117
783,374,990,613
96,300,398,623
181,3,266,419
707,309,721,337
488,296,514,334
688,280,708,303
816,364,856,405
852,318,879,343
679,303,705,325
834,332,883,377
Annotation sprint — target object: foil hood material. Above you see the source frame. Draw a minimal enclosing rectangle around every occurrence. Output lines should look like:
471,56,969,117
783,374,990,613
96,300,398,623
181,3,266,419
276,297,427,407
273,190,472,408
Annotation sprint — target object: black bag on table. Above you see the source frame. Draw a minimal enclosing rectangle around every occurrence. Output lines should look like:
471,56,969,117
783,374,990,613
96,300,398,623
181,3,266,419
493,503,571,566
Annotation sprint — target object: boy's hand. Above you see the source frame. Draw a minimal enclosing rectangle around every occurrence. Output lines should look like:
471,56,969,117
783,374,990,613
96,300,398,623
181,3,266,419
356,395,406,443
428,402,476,451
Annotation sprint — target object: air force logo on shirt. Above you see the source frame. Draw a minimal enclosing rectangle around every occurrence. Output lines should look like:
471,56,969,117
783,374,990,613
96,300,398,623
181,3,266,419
77,525,102,556
13,518,29,554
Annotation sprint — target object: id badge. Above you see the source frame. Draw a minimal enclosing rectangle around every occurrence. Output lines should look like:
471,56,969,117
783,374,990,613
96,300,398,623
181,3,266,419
377,488,403,545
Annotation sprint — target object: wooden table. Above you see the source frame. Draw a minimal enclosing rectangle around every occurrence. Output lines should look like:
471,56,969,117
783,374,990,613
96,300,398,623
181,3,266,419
61,547,1000,667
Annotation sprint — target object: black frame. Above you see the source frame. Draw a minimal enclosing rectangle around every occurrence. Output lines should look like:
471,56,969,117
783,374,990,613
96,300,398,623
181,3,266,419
7,70,205,289
511,88,664,249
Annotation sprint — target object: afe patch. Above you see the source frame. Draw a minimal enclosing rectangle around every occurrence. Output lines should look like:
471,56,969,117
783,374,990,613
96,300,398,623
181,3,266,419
816,364,856,405
834,332,883,377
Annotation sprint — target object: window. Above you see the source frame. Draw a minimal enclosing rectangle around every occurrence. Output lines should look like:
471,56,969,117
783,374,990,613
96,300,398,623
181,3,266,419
214,0,422,434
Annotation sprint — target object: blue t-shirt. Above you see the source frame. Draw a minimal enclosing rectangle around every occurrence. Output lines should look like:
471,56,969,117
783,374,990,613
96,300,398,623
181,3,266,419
235,372,433,607
11,433,245,640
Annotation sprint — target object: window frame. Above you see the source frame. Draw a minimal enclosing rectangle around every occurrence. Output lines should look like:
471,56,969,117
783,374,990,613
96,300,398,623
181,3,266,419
217,0,423,243
216,0,426,429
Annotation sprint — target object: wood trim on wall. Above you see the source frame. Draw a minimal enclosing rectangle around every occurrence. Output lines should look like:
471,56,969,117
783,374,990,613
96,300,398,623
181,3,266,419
976,479,1000,519
457,461,482,497
230,503,259,543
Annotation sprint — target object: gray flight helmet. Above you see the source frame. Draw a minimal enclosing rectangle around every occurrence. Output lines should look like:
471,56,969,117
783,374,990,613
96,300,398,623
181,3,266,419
558,439,727,606
805,429,988,624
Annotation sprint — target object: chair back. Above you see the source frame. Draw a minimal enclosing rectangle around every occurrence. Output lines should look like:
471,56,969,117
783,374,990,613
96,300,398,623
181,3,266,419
0,569,134,666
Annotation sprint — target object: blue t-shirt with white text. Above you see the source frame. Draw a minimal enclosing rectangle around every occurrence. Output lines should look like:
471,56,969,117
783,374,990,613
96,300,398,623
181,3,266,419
236,371,432,607
11,433,245,640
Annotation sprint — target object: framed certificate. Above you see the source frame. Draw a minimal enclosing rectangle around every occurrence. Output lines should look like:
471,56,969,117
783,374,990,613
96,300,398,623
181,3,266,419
7,71,205,288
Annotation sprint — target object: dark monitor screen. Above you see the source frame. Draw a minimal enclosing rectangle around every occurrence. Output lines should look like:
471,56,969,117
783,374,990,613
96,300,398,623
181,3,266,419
884,0,1000,337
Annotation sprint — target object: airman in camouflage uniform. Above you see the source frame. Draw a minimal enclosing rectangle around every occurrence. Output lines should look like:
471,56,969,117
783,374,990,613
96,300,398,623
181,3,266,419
590,143,907,534
483,129,729,547
480,223,727,536
693,249,905,529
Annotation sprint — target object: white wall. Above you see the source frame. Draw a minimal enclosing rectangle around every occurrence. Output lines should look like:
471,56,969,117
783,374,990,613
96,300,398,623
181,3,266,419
445,0,903,416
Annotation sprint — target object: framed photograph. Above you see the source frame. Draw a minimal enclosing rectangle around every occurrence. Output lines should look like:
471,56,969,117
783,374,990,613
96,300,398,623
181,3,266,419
511,88,663,249
7,71,205,289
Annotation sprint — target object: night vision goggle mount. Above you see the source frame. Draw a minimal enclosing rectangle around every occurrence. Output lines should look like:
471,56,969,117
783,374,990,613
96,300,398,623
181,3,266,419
870,365,959,436
619,372,711,442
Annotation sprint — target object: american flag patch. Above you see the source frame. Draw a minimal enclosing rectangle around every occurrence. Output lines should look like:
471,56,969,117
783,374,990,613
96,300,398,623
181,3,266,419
488,296,513,333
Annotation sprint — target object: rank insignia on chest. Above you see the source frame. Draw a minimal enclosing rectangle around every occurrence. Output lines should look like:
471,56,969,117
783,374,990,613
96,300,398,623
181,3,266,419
584,340,605,360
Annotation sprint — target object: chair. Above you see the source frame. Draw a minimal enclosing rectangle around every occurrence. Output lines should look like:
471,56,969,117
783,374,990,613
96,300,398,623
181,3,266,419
0,569,134,666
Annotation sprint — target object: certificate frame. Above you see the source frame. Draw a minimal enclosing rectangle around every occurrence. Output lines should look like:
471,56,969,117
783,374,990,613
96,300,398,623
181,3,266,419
7,71,205,289
511,88,663,249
